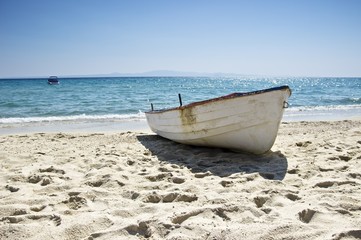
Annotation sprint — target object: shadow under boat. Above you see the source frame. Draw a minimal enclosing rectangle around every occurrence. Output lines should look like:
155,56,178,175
137,134,288,181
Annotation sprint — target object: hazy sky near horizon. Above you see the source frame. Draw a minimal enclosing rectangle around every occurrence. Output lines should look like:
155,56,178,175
1,0,361,78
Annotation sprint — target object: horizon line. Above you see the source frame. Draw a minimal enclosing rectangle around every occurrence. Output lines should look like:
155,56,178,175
1,70,360,79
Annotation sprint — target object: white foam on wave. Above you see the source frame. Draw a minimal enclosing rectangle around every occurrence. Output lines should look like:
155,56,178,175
0,112,146,124
284,104,361,121
1,105,361,125
287,104,361,112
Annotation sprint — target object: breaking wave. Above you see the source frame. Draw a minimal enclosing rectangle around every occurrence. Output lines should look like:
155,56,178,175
0,112,146,124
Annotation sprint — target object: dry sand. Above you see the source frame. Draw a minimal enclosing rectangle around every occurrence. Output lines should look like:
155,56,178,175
0,120,361,239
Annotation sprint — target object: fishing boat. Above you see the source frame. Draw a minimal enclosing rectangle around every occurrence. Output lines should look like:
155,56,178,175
48,76,59,85
145,86,291,154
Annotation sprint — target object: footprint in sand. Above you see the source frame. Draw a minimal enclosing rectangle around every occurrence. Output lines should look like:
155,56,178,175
171,206,235,225
143,192,162,203
50,214,62,226
348,173,361,179
62,195,87,210
30,205,47,212
28,166,65,186
121,190,140,200
1,214,61,226
319,167,334,172
298,209,316,223
146,173,173,182
314,180,356,188
41,176,52,186
194,171,212,178
143,192,198,203
158,167,172,172
171,209,204,224
28,174,42,184
172,177,185,184
85,175,111,187
0,216,24,224
296,141,312,147
254,196,269,208
285,193,301,201
287,168,300,174
5,185,19,192
332,230,361,240
39,166,66,174
174,194,198,203
220,180,233,187
123,221,153,238
338,155,352,161
27,174,53,186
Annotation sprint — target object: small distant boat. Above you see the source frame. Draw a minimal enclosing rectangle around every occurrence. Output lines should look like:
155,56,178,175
145,86,291,154
48,76,59,85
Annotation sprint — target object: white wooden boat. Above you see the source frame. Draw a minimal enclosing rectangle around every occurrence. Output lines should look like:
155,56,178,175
145,86,291,154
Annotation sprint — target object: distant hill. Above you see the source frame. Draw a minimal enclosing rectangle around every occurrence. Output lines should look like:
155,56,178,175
1,70,255,79
62,70,249,78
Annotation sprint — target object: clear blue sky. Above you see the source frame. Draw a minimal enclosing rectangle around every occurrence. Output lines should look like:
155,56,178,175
1,0,360,78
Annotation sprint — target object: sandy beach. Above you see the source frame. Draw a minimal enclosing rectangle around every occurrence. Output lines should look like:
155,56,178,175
1,120,361,239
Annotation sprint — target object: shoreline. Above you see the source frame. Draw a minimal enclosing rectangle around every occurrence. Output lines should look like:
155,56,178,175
1,114,361,136
0,119,152,136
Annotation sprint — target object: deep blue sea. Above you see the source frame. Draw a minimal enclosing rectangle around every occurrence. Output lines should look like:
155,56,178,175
0,77,360,125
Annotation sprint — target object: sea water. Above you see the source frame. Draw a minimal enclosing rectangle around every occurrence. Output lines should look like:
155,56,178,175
0,77,360,133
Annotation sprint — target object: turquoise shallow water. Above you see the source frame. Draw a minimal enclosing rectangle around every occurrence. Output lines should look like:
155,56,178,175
0,77,360,124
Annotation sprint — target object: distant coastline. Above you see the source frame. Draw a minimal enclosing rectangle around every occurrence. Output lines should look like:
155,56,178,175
0,71,258,79
1,70,360,80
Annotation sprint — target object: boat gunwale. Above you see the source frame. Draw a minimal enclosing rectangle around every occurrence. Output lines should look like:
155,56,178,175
146,85,291,114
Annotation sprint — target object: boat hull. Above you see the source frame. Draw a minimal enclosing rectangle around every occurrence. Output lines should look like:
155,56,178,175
48,81,59,85
145,86,291,154
48,76,59,85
